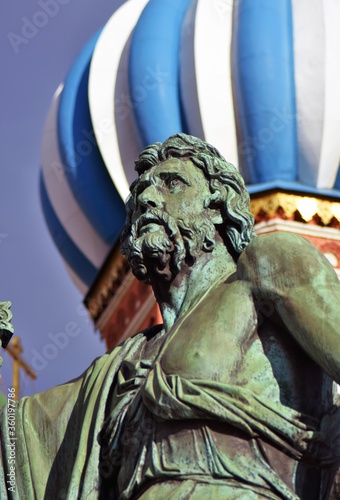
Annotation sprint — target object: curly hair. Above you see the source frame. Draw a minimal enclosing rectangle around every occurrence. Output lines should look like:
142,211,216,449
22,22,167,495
131,133,255,256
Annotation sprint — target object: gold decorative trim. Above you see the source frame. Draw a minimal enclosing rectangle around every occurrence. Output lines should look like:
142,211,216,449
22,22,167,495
84,244,130,322
250,192,340,226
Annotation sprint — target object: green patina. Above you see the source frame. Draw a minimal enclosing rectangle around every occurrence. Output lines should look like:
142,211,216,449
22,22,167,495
1,134,340,499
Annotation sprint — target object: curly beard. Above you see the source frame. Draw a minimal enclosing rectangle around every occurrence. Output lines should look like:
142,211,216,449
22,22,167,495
121,208,217,284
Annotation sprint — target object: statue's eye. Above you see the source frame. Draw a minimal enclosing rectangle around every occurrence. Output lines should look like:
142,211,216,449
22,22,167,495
163,174,186,192
168,177,182,190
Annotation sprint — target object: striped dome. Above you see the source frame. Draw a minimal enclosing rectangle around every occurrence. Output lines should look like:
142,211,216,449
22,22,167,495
41,0,340,293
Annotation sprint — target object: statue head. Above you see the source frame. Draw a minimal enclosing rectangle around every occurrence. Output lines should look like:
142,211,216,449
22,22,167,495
121,133,255,283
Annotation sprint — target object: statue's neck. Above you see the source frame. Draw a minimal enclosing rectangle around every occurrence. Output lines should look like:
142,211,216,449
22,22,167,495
151,243,237,331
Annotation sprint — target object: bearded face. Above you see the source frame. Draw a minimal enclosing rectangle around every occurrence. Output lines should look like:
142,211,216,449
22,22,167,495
121,206,217,284
121,158,220,283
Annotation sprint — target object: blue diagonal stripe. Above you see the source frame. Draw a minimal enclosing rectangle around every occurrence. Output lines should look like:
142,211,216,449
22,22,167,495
129,0,191,147
58,31,126,247
232,0,297,183
40,174,98,287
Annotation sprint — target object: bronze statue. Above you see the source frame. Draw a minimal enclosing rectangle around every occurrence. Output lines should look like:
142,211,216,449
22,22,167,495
1,134,340,499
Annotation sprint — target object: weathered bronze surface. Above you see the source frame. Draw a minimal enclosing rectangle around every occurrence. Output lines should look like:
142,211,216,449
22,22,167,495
0,301,14,350
1,134,340,499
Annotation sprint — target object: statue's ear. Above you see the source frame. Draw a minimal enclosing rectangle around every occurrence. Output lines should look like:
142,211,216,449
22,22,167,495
204,195,223,224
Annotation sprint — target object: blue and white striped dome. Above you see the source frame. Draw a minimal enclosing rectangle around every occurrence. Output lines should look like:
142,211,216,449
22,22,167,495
40,0,340,293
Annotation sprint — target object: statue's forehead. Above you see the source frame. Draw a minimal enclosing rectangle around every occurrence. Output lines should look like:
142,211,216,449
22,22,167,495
143,157,191,178
131,157,195,192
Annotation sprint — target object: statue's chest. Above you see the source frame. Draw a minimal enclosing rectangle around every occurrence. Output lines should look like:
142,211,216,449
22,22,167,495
160,281,258,382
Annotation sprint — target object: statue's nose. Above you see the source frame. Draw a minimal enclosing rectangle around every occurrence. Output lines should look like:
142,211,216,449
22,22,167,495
137,185,162,211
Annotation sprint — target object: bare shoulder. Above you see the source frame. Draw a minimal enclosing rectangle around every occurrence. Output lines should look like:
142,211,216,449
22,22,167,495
237,232,338,294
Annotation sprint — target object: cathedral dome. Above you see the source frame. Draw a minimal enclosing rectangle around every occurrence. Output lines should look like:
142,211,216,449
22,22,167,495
40,0,340,292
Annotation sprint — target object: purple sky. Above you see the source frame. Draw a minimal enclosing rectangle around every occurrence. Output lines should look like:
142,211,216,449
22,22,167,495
0,0,126,396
